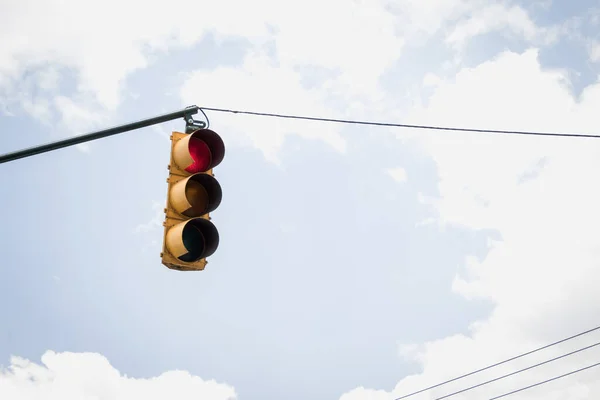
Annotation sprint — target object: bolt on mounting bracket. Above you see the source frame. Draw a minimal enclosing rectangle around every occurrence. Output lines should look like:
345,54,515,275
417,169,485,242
184,106,208,133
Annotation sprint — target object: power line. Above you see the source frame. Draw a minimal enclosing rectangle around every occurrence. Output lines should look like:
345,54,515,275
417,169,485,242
394,325,600,399
435,341,600,399
489,361,600,400
201,107,600,139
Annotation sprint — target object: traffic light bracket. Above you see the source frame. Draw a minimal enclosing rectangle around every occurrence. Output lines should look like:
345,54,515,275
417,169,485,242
184,107,208,133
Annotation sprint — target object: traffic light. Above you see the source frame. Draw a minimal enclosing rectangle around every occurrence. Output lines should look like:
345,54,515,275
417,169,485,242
161,129,225,271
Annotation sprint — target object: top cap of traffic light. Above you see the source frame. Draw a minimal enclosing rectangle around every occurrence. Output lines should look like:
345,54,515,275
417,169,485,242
172,129,225,174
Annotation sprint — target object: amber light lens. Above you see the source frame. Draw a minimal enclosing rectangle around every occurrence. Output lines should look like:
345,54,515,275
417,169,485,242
184,179,209,217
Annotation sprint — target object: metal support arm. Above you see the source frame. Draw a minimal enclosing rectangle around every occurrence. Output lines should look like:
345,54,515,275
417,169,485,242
0,105,206,164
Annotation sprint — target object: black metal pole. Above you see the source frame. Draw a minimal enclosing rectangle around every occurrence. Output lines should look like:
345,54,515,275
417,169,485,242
0,105,201,164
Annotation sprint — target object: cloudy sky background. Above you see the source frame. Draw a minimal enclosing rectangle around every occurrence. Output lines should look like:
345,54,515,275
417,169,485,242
1,0,600,399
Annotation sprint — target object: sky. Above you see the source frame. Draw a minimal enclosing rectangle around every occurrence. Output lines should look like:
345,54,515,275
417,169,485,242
1,0,600,399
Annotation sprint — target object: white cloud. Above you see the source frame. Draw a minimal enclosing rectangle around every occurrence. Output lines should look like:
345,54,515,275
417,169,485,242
0,0,401,115
181,50,348,163
423,73,442,88
0,351,236,400
0,0,270,111
340,48,600,399
268,0,403,98
446,4,545,49
54,96,104,129
339,387,392,400
52,95,111,152
134,201,164,234
589,41,600,62
386,167,408,183
387,0,474,40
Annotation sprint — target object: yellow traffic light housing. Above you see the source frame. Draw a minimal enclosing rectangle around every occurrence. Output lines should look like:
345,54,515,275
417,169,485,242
161,129,225,271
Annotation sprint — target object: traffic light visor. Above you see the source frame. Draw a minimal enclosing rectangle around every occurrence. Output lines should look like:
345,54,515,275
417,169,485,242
165,218,219,262
173,129,225,173
169,173,222,217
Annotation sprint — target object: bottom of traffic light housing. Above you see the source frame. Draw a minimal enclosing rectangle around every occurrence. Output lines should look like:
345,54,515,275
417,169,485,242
164,218,219,263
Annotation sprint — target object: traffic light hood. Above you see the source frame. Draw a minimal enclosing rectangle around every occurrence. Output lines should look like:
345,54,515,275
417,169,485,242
165,217,219,262
169,173,222,218
173,129,225,173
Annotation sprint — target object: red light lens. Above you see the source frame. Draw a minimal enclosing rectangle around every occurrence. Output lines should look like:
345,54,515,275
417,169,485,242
186,138,212,173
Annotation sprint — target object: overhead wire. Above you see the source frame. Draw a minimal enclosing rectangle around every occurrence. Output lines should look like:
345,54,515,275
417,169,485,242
435,341,600,399
393,325,600,399
198,107,211,129
200,107,600,139
489,361,600,400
